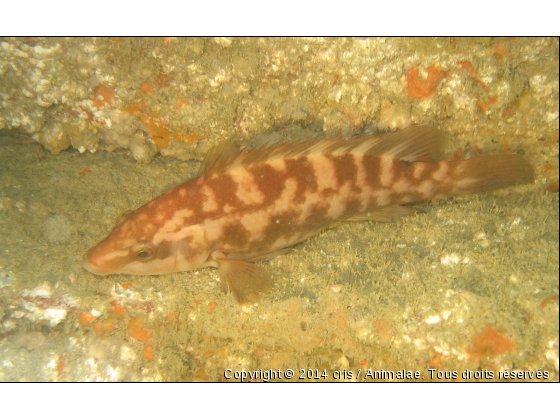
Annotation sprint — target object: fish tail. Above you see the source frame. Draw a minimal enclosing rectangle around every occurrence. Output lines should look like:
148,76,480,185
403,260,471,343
449,154,534,196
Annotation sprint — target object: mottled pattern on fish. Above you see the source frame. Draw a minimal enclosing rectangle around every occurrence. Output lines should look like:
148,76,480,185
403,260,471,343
83,126,534,304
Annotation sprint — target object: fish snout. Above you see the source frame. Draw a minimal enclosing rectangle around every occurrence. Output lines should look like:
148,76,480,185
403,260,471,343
82,247,114,275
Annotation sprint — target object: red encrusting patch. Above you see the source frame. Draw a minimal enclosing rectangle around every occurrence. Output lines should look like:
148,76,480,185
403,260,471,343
405,66,445,99
91,84,115,109
540,295,559,308
467,324,515,362
122,103,202,150
78,313,95,326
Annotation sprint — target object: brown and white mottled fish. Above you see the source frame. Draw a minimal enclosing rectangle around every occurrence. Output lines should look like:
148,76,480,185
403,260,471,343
83,126,534,304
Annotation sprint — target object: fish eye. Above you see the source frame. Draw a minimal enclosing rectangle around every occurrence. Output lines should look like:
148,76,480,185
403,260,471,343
130,241,155,261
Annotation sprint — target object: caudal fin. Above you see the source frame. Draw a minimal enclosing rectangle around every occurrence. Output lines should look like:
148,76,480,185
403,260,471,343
452,154,534,195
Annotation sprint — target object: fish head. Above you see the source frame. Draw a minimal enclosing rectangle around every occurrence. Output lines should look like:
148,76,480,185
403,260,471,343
82,205,210,276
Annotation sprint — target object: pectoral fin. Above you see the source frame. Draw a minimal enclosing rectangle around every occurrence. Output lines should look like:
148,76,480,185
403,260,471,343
212,252,273,305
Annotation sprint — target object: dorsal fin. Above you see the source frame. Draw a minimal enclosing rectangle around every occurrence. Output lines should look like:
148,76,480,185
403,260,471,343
197,140,240,177
199,125,447,177
365,125,447,162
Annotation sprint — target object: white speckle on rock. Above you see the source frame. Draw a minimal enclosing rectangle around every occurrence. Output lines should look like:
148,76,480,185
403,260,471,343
441,253,460,266
44,308,68,326
29,281,53,298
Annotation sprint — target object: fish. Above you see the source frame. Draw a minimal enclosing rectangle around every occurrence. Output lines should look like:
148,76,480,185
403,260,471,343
83,126,534,304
